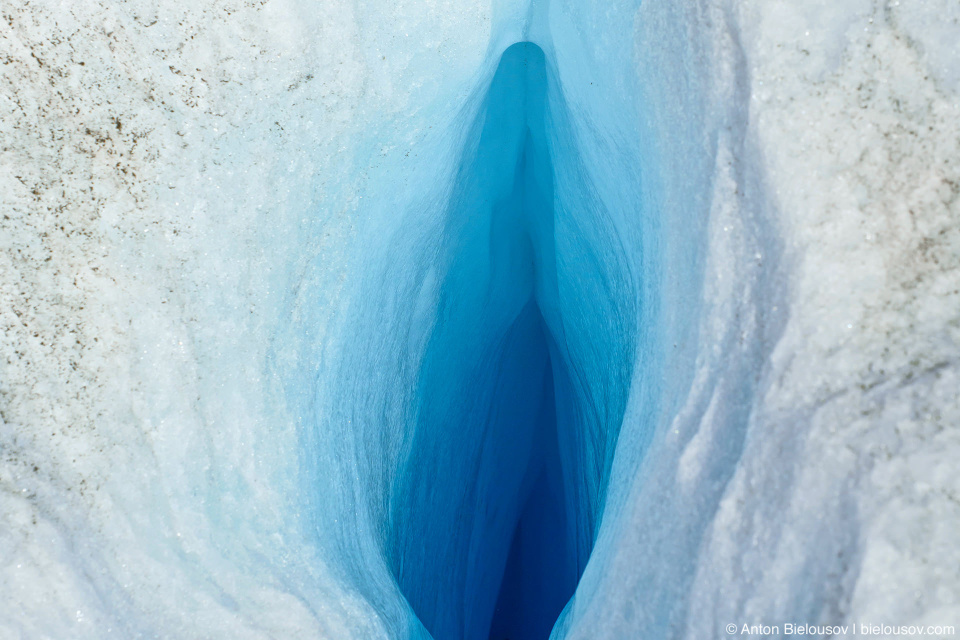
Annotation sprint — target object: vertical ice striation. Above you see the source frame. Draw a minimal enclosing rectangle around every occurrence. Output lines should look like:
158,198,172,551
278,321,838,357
386,41,634,640
1,0,959,639
315,39,640,639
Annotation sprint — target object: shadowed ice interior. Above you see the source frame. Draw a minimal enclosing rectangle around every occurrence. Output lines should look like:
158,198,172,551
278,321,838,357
383,42,638,640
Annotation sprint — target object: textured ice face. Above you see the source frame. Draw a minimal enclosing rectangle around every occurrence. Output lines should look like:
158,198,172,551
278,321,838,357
388,42,571,639
365,41,635,640
301,38,644,639
2,0,959,639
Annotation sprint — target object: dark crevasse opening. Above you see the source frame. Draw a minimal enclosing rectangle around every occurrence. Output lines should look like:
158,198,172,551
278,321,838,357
388,42,635,640
488,366,578,640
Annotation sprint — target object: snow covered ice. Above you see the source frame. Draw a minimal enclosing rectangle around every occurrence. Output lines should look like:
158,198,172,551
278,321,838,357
1,0,959,639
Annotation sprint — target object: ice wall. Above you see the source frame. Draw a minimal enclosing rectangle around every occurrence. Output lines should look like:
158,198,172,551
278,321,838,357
325,37,641,640
1,0,959,639
561,3,960,638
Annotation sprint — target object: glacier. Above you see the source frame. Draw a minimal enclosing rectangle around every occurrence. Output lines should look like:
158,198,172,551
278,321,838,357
1,0,959,639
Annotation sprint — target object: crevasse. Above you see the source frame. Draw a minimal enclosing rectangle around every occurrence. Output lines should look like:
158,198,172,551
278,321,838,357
390,42,635,640
305,39,651,640
9,0,955,637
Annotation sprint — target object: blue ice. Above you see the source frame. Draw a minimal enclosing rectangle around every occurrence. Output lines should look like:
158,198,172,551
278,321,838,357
292,37,659,640
389,42,636,640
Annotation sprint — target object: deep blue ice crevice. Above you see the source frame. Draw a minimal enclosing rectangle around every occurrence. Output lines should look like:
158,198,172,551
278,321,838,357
288,35,647,640
382,42,638,640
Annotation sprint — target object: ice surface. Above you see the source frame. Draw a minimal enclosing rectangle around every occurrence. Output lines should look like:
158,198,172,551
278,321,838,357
1,0,959,639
